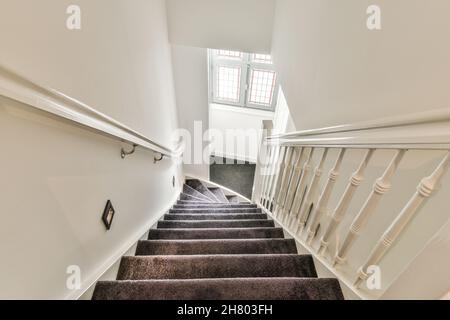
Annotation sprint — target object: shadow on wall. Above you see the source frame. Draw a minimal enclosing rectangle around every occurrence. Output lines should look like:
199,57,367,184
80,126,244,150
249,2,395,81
209,156,256,199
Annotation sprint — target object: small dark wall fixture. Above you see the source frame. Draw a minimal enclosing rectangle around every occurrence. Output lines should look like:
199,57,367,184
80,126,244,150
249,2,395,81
172,175,176,188
102,200,115,230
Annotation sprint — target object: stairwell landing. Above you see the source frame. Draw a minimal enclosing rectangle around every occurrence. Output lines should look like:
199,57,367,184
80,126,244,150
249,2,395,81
92,179,344,300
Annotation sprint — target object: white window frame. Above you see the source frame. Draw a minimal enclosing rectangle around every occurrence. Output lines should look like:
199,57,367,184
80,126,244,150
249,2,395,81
209,50,279,111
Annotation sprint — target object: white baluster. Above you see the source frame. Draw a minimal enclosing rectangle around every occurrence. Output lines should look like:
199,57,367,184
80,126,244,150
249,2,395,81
280,148,306,224
319,149,375,255
264,146,286,210
258,144,269,203
262,146,279,208
274,147,296,218
306,149,346,245
334,149,406,266
276,147,302,221
296,148,330,234
268,146,289,212
260,145,275,205
287,148,314,230
354,151,450,288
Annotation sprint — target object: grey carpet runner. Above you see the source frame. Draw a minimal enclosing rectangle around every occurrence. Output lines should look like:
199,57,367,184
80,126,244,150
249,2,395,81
93,179,344,300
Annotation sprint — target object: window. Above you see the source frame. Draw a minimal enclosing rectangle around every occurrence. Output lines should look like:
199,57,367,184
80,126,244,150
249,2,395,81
209,49,279,111
217,50,243,59
216,66,241,102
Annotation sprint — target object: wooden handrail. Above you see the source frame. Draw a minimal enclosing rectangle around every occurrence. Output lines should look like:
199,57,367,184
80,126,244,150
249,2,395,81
0,64,184,159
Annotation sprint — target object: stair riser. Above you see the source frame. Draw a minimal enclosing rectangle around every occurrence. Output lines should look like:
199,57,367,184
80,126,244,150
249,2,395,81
117,255,317,280
157,220,275,229
148,228,285,240
164,214,267,221
135,239,297,255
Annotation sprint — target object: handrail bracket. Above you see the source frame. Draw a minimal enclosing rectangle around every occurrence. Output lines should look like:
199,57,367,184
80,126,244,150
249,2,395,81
121,144,137,159
154,152,164,163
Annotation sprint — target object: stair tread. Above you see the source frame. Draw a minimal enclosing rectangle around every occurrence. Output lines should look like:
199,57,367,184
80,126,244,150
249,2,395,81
183,184,213,203
164,213,267,220
117,254,318,280
179,193,207,202
136,238,297,255
170,208,262,214
93,278,344,300
173,204,257,209
208,187,229,203
148,228,285,239
186,179,220,203
157,220,275,229
227,195,240,204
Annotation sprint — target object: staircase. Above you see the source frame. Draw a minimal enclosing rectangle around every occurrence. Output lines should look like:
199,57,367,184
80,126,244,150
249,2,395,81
92,179,344,300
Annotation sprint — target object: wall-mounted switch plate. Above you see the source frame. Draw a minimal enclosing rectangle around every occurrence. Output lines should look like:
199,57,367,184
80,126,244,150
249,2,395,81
102,200,115,230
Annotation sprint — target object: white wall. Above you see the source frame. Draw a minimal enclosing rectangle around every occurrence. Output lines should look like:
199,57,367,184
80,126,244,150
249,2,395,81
381,218,450,300
171,45,210,180
209,104,274,163
271,0,450,130
166,0,276,53
0,0,179,146
272,87,296,134
0,0,183,299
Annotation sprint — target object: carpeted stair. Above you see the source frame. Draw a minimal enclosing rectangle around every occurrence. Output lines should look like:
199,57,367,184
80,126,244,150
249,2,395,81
93,179,344,300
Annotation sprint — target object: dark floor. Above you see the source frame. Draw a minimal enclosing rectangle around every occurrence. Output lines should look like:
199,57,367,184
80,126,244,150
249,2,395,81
210,156,256,199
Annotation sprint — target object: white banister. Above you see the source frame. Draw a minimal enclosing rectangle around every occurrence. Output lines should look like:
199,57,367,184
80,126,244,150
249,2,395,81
274,147,296,218
306,149,347,244
296,148,330,233
255,109,450,299
354,152,450,288
334,150,407,266
318,149,375,255
288,148,315,229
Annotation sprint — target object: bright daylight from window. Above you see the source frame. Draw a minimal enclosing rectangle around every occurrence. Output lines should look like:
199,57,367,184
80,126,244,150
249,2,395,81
210,49,279,111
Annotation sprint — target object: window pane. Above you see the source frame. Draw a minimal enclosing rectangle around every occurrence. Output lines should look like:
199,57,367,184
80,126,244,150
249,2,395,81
217,50,243,59
248,69,276,106
215,66,241,103
252,54,273,64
